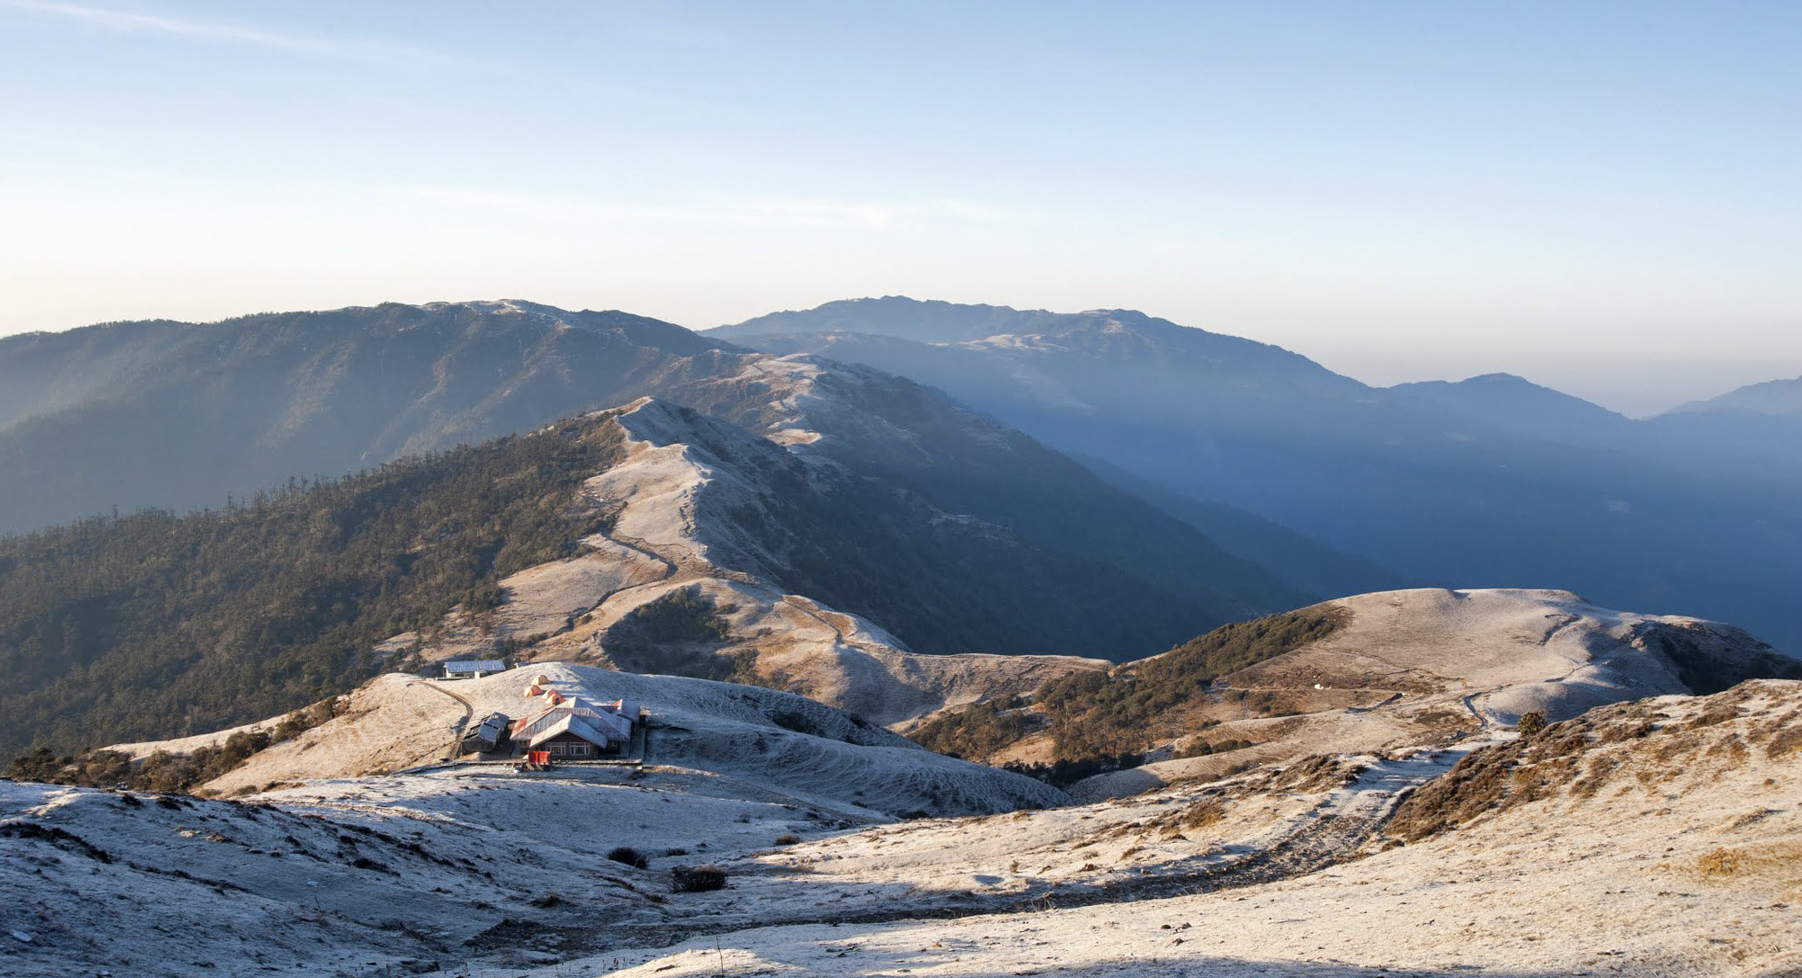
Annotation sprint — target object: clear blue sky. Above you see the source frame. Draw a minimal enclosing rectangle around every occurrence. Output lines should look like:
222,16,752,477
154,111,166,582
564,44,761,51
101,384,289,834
2,1,1798,414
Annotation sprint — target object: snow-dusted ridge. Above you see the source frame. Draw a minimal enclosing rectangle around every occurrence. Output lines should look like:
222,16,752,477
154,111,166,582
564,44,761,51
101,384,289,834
377,395,1108,730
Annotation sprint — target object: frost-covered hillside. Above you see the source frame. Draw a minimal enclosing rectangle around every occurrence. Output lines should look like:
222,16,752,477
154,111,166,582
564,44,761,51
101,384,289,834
592,679,1802,978
11,676,1798,977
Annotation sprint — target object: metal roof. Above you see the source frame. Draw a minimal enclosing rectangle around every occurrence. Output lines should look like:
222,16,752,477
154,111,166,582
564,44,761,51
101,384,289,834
513,699,632,743
515,706,634,742
443,660,507,673
525,711,629,750
468,712,509,734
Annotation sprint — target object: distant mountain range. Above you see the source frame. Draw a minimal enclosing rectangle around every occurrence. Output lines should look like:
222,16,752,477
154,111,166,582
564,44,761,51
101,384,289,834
3,297,1797,660
0,302,729,533
1672,374,1802,416
1392,371,1802,483
713,297,1802,652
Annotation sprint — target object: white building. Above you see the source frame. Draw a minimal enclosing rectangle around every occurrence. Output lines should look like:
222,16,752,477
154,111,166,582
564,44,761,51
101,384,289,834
442,659,507,680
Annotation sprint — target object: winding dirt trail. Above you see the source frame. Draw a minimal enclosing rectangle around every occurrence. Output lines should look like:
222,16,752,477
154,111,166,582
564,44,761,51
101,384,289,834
606,533,681,581
1461,612,1588,725
407,681,475,761
1024,746,1473,909
778,595,896,658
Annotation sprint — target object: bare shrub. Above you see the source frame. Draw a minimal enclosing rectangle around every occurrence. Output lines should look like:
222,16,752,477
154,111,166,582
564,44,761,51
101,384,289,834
670,865,728,892
349,856,392,873
606,846,648,869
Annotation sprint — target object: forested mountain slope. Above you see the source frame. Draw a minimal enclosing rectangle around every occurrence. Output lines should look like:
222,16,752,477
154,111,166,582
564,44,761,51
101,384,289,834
0,301,736,534
0,419,626,759
0,389,1288,762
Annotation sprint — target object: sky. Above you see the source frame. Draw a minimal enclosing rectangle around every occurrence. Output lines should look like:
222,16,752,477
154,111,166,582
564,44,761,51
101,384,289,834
1,1,1798,415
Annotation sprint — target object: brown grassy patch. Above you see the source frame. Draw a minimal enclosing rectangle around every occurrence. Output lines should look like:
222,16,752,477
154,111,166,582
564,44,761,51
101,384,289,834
1650,732,1705,763
1764,725,1802,760
1722,808,1780,831
1387,738,1535,843
1265,754,1360,794
1687,704,1741,729
1747,706,1802,746
1704,735,1751,766
1180,800,1226,830
1697,847,1749,878
1597,719,1659,744
1691,842,1802,889
1569,754,1622,801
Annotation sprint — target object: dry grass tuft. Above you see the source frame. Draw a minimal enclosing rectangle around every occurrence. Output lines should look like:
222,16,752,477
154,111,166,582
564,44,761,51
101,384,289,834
1764,726,1802,760
1180,800,1226,830
1569,754,1622,801
1697,848,1749,877
1687,705,1741,730
1692,842,1802,886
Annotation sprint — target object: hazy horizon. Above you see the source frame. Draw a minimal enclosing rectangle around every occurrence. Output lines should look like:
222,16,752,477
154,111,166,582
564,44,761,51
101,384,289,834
5,293,1790,417
3,1,1799,415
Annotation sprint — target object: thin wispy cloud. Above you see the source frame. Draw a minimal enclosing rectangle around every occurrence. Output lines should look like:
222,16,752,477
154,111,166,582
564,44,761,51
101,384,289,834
0,0,501,71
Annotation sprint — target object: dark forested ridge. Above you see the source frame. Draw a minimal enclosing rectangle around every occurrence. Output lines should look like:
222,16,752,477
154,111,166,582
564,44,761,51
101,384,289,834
1033,607,1345,759
909,607,1345,768
0,418,625,762
0,301,740,535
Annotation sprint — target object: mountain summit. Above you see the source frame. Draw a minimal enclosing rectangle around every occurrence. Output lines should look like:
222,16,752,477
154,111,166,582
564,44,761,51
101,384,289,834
716,295,1351,392
1667,374,1802,416
1391,372,1633,441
